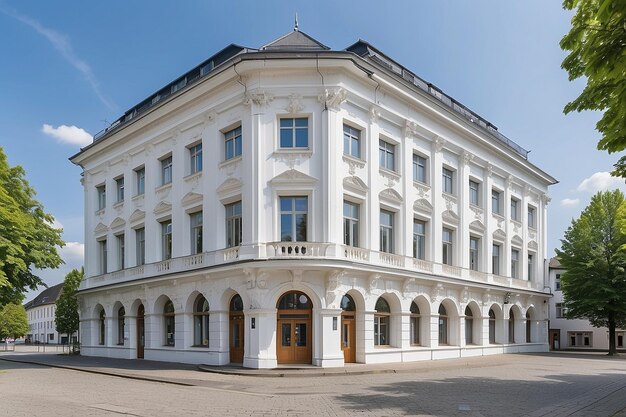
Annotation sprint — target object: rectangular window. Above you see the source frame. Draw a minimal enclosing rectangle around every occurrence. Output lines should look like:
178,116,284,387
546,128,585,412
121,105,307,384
161,221,172,260
442,168,454,194
511,198,519,221
378,140,395,171
343,124,361,158
492,244,501,275
280,197,308,241
528,253,534,281
343,201,359,247
528,206,536,228
555,274,561,291
413,154,427,183
442,227,453,265
225,201,242,248
492,189,502,215
280,118,308,148
568,331,592,347
469,237,479,271
135,167,145,196
99,239,107,275
161,156,173,185
135,228,145,266
224,126,242,160
379,209,394,253
413,220,426,260
115,177,124,203
96,185,106,211
511,249,520,278
189,143,203,174
469,180,480,206
190,212,203,255
171,77,186,93
116,234,125,270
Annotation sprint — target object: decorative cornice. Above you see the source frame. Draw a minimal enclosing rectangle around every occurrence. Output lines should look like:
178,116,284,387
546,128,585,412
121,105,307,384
153,200,172,215
413,198,432,213
318,88,347,111
216,177,243,198
342,154,365,175
181,191,203,207
109,217,126,230
270,169,317,185
413,181,431,198
379,188,403,204
343,176,368,195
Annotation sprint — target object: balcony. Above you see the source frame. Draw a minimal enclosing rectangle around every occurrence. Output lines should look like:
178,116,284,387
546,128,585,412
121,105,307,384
82,242,543,293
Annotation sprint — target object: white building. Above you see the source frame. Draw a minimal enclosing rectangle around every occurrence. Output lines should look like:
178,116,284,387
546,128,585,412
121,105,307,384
70,29,557,368
548,257,624,351
24,283,66,344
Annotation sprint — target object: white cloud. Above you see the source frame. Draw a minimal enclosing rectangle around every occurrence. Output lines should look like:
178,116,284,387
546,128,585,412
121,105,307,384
560,198,580,207
59,242,84,265
0,7,115,110
42,124,92,146
577,172,626,193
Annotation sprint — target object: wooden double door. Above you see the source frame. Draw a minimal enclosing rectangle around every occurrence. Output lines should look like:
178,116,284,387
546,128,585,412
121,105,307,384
230,312,244,363
277,313,312,364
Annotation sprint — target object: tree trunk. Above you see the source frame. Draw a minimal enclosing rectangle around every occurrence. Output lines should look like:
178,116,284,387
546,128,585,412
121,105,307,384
608,313,616,356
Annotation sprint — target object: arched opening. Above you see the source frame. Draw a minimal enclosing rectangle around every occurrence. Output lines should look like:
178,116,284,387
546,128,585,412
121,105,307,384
410,301,421,346
98,308,106,346
163,300,175,346
489,309,496,344
374,297,391,346
229,294,244,363
526,311,531,343
509,310,515,343
117,307,125,346
277,291,312,364
465,306,473,345
136,304,145,359
193,295,210,347
438,304,448,345
340,294,356,363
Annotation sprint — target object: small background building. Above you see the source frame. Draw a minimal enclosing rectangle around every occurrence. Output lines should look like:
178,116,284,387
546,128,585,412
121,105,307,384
24,283,77,344
548,257,624,351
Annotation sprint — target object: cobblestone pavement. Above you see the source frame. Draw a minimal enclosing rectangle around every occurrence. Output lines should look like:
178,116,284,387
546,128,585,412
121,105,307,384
1,351,625,416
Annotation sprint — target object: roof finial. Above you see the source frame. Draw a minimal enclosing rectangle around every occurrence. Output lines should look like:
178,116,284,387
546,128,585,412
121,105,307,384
294,13,299,32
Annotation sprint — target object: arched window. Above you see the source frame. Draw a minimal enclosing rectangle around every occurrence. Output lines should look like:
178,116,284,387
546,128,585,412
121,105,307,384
230,294,243,312
340,294,356,311
509,310,515,343
489,309,496,344
374,297,390,346
193,295,210,347
117,307,125,345
410,301,420,346
99,309,106,345
277,291,312,310
465,306,473,345
526,311,531,343
164,300,175,346
438,304,448,345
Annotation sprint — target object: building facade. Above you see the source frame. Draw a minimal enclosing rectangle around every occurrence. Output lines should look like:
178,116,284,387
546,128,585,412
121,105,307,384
548,258,624,351
24,283,70,344
71,30,556,368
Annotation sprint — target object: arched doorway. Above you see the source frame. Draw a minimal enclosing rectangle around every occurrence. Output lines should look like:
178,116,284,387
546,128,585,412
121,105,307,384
136,304,144,359
276,291,312,364
465,306,473,345
489,309,496,344
340,294,356,363
509,310,516,343
229,294,244,363
526,311,531,343
438,304,448,345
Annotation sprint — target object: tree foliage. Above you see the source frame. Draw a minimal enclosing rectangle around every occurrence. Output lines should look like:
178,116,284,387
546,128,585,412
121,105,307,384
560,0,626,177
0,303,29,340
55,268,82,345
0,147,64,305
556,190,626,355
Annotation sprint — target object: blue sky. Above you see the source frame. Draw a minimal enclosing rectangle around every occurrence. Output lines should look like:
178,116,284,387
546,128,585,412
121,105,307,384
1,1,624,301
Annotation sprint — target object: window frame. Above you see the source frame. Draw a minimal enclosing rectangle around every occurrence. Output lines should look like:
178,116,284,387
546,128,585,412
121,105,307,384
511,248,520,278
225,201,242,248
469,236,480,271
279,117,309,149
442,167,454,195
343,200,360,247
279,196,308,242
160,155,173,186
374,297,390,346
492,243,502,275
96,184,106,211
528,205,536,228
163,300,175,347
117,307,125,346
190,211,203,255
189,142,203,175
511,197,520,221
469,179,480,206
379,209,395,254
378,139,396,172
413,153,428,184
135,227,145,266
413,219,426,260
116,233,125,271
442,227,454,265
343,124,361,159
135,166,145,196
161,220,173,260
115,176,124,203
492,189,502,215
224,125,242,161
193,295,210,347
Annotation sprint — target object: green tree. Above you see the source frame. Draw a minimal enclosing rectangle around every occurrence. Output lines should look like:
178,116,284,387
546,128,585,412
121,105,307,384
0,303,29,347
0,147,64,304
556,190,626,355
55,268,83,349
560,0,626,177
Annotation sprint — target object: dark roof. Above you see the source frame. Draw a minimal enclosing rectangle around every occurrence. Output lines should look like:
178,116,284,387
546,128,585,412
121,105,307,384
23,283,64,310
549,257,562,269
261,29,329,51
